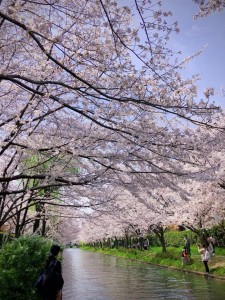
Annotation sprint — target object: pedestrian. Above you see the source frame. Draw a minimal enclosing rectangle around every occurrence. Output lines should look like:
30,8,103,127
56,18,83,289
184,234,191,255
43,244,64,300
181,246,189,268
198,244,211,274
143,238,150,250
207,236,216,255
138,235,144,251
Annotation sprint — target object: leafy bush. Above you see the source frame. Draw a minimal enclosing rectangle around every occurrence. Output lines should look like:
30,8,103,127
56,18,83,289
0,232,6,247
146,234,161,247
0,235,52,300
164,231,198,247
155,250,178,260
208,221,225,248
0,232,13,248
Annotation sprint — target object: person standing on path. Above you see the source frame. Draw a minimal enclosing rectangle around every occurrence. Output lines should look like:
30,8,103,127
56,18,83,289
43,245,64,300
198,244,211,274
184,235,191,256
181,246,189,268
207,236,216,255
138,235,144,251
144,238,150,250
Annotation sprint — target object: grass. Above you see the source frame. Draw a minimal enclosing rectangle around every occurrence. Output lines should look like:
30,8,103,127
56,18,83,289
81,245,225,278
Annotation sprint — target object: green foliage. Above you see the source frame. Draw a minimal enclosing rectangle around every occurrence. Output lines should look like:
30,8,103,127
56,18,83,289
0,232,7,247
68,166,79,173
208,221,225,247
155,249,178,260
211,267,225,276
146,234,161,246
23,153,60,198
82,245,225,278
23,153,79,208
0,235,52,300
24,153,54,171
164,230,198,247
0,233,13,248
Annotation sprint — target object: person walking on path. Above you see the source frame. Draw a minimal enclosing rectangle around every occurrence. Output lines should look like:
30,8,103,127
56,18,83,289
43,244,64,300
198,244,211,274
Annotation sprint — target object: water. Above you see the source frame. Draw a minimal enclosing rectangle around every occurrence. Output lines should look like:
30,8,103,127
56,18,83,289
62,249,225,300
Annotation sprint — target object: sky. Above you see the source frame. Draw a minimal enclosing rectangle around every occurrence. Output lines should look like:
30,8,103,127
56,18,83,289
119,0,225,108
161,0,225,108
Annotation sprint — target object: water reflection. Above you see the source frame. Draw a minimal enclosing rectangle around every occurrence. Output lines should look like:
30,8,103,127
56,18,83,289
62,249,225,300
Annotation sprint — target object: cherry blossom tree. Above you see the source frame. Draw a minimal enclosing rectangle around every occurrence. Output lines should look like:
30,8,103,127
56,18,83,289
193,0,225,18
77,1,225,245
0,0,223,237
174,125,225,234
93,125,225,248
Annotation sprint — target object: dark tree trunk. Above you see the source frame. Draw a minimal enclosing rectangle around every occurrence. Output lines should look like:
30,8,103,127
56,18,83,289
33,203,43,234
154,226,167,253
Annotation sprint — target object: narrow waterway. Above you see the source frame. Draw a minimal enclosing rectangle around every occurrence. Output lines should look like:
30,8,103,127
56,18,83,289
62,248,225,300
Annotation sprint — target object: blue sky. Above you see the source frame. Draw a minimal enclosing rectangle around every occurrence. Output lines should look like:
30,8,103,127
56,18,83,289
162,0,225,107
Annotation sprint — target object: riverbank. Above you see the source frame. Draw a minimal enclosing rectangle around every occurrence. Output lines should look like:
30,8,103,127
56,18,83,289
81,246,225,281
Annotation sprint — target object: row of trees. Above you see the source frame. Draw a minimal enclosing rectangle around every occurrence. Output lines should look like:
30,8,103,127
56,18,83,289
0,0,224,242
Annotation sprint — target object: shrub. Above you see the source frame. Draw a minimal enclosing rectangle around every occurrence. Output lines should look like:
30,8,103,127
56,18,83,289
0,235,52,300
0,232,13,248
208,221,225,248
146,234,161,247
155,250,178,259
164,231,198,247
0,232,6,247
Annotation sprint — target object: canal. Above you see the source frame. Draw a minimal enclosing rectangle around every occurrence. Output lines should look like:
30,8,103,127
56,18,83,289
62,248,225,299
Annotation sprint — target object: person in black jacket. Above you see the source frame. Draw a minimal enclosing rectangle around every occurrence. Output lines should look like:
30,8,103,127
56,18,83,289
43,244,64,300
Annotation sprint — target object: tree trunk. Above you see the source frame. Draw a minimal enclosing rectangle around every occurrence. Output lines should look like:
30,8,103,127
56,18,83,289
33,203,43,234
154,226,167,253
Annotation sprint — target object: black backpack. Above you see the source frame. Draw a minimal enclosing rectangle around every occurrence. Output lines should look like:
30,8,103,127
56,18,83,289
35,260,58,294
